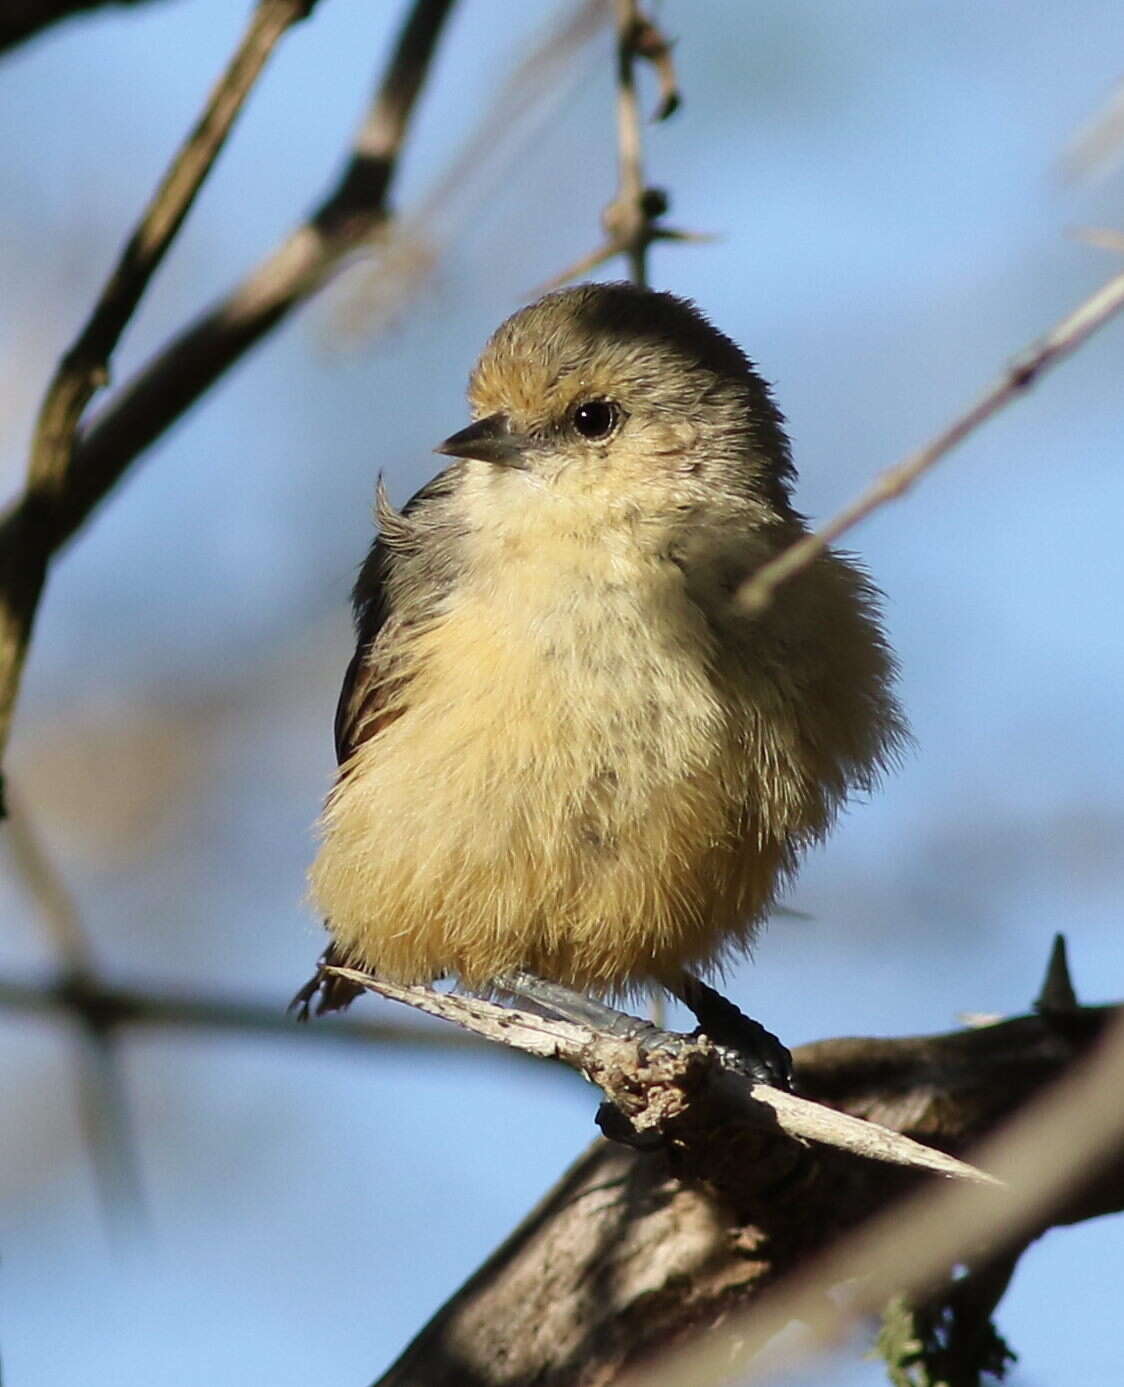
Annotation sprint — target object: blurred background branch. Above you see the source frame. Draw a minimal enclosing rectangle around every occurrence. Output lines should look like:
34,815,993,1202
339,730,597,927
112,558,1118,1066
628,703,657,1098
0,0,458,804
2,3,1123,1384
0,0,324,804
0,0,174,54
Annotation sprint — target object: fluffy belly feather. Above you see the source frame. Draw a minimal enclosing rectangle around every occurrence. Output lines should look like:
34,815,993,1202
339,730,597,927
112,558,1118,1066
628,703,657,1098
309,562,784,993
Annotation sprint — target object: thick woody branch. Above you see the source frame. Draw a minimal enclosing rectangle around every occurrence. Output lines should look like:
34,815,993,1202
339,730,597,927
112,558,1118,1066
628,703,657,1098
0,0,457,805
370,991,1119,1387
737,263,1124,616
649,1004,1124,1387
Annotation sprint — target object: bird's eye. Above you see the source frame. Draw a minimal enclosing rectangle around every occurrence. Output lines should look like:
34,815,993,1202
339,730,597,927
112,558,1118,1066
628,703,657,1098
571,399,620,440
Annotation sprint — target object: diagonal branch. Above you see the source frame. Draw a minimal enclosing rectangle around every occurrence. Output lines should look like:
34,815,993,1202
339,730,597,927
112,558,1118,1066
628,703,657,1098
0,0,458,807
370,968,1120,1387
644,1002,1124,1387
0,0,324,808
737,262,1124,616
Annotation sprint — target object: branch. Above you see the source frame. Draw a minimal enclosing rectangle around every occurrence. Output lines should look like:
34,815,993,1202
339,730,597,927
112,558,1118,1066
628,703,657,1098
368,972,1120,1387
5,790,143,1218
0,0,175,55
0,0,458,805
543,1,701,291
327,965,992,1186
0,0,322,807
0,971,505,1058
645,999,1124,1387
737,262,1124,616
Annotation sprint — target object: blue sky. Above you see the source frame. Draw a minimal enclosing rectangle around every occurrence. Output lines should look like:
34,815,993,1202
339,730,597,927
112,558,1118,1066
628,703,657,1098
2,2,1124,1383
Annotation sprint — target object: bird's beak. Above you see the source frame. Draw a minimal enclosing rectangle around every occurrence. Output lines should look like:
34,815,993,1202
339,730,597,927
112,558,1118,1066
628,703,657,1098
434,412,531,468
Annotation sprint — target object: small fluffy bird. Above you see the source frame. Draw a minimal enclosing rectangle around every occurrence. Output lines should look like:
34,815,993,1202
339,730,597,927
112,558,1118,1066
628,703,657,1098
298,283,905,1060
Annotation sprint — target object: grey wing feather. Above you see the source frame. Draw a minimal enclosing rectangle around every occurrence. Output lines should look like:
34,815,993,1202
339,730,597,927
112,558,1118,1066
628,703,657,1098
293,468,460,1018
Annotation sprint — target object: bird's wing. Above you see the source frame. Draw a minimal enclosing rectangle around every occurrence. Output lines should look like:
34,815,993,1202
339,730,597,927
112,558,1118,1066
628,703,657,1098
293,469,459,1019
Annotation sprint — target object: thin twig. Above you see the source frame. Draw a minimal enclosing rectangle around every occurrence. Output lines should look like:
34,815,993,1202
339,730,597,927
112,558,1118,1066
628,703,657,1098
327,965,995,1185
1074,224,1124,254
613,0,649,284
0,973,503,1057
543,1,698,290
0,0,321,810
1061,76,1124,183
0,0,457,807
737,263,1124,616
4,787,94,975
330,0,608,341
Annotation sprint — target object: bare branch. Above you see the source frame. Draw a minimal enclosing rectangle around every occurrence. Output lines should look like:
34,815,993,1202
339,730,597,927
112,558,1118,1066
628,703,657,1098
612,0,649,285
1061,76,1124,183
327,965,993,1185
4,790,143,1217
0,972,504,1057
737,263,1124,616
0,0,323,808
0,0,458,806
0,0,177,55
372,987,1119,1387
636,1008,1124,1386
4,786,93,975
543,2,699,291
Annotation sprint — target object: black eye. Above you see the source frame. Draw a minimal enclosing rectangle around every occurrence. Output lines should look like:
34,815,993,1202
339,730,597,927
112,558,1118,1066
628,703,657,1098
571,399,620,440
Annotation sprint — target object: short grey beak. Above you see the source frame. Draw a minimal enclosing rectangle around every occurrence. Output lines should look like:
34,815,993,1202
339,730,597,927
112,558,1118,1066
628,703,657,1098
435,412,530,468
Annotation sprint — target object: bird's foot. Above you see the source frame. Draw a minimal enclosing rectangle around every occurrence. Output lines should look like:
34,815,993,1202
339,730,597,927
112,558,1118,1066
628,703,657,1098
289,943,366,1020
497,971,677,1049
670,972,794,1091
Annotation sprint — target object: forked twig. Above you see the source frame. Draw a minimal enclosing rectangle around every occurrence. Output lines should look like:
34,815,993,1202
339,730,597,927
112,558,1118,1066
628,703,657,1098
543,0,702,291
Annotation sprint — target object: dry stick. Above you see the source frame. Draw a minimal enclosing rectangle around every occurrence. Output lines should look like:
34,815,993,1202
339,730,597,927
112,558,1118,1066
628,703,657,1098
635,1006,1124,1387
542,2,692,290
613,0,650,286
0,0,458,804
738,264,1124,617
326,965,994,1187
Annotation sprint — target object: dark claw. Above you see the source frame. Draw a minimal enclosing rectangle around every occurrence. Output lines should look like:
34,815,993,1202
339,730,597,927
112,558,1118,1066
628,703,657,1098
289,942,366,1020
672,973,794,1091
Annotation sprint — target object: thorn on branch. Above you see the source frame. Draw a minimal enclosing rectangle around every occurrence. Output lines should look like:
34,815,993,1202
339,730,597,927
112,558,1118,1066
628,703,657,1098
1036,933,1079,1016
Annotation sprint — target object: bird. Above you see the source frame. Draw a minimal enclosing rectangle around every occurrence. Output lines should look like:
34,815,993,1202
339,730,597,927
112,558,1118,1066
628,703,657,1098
294,281,906,1083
